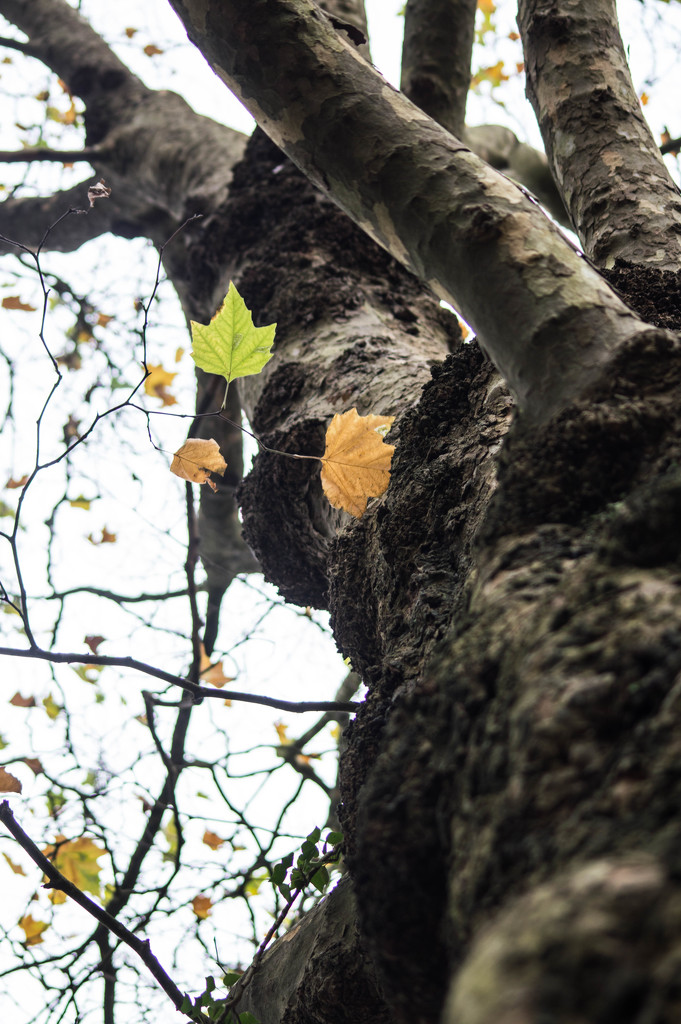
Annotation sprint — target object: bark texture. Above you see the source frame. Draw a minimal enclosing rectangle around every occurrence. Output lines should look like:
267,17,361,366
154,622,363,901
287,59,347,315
519,0,681,271
401,0,477,139
332,307,681,1024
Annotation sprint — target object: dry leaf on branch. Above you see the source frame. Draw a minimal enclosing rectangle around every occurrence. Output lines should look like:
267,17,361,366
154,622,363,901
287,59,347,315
191,894,212,920
87,179,111,208
0,767,22,793
321,408,395,518
19,914,49,947
170,439,226,492
202,830,225,851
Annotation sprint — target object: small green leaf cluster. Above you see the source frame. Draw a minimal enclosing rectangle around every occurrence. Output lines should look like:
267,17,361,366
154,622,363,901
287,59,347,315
270,828,343,901
180,977,259,1024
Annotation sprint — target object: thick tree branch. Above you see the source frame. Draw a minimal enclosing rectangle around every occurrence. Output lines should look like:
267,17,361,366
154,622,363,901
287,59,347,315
399,3,568,225
168,0,657,423
518,0,681,271
463,123,568,226
401,0,477,139
0,0,247,255
0,180,117,255
0,0,145,116
318,0,369,54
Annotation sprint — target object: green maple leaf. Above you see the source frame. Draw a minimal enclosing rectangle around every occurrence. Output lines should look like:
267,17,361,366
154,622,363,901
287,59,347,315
190,283,276,387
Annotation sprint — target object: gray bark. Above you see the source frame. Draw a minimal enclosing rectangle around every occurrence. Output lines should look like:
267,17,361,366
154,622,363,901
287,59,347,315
518,0,681,271
401,0,477,139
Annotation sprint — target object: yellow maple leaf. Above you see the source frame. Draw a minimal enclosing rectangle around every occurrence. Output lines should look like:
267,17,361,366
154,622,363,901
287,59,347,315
19,914,49,946
42,835,106,904
198,647,235,691
199,659,235,688
3,852,26,875
144,363,177,404
69,496,91,510
192,894,212,920
471,61,510,89
0,767,22,793
162,818,178,863
43,694,62,720
274,721,291,745
170,439,226,493
320,408,395,518
202,830,225,851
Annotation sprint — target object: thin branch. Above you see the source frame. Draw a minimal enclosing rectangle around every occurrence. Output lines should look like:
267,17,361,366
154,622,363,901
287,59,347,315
661,135,681,157
0,646,360,713
0,146,108,164
0,33,39,57
0,801,191,1018
37,585,197,603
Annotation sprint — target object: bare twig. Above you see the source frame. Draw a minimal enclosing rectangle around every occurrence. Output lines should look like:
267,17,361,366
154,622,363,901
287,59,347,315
0,646,360,713
0,146,108,164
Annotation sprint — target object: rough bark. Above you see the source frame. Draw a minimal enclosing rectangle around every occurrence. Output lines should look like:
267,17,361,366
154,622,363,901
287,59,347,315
237,876,390,1024
226,130,456,607
463,123,568,226
331,292,681,1024
518,0,681,272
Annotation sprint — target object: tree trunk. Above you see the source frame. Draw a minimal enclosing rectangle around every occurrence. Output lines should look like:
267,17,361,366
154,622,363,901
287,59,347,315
4,2,681,1023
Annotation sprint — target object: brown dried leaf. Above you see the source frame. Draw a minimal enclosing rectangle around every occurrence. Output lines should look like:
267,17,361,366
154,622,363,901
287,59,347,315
10,692,36,708
87,179,111,208
5,475,28,489
320,408,395,518
202,830,225,851
191,894,212,919
2,296,36,312
0,767,22,793
170,439,226,492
